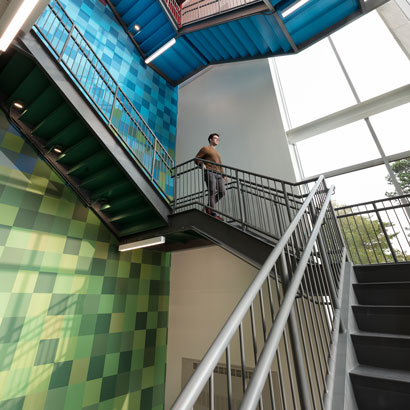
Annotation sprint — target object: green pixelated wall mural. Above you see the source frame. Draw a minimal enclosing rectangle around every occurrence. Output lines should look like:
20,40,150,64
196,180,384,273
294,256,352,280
0,109,170,410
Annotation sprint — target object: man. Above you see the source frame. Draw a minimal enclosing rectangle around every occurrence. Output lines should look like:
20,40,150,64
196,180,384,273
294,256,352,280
195,133,226,219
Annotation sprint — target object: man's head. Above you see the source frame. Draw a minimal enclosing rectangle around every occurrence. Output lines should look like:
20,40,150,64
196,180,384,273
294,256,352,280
208,133,220,147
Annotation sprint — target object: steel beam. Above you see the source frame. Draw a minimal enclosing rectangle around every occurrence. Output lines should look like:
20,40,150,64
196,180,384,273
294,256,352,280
287,83,410,143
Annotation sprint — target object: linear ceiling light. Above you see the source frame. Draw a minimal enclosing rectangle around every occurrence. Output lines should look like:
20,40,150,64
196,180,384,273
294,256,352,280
0,0,41,52
118,236,165,252
145,38,176,64
281,0,310,18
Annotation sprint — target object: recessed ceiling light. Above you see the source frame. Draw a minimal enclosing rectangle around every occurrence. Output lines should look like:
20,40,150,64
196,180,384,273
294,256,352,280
13,101,24,109
119,236,165,252
134,24,141,31
52,146,63,154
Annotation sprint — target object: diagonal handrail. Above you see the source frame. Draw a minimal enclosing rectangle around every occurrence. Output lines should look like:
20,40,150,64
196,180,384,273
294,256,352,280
170,175,347,410
33,0,174,200
239,185,335,410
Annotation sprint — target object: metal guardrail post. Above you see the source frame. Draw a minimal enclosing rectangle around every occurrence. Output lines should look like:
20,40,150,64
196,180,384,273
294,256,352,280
235,170,245,228
173,167,178,213
279,253,314,410
151,139,157,181
316,228,346,334
201,162,206,209
58,24,74,62
108,85,119,124
373,203,398,263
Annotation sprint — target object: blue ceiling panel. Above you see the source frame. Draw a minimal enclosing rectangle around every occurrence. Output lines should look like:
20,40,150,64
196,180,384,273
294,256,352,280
186,31,220,62
282,0,356,35
243,16,271,55
154,44,205,82
108,0,369,84
110,0,177,57
263,14,293,53
251,14,283,53
286,0,359,45
218,25,249,58
228,20,259,57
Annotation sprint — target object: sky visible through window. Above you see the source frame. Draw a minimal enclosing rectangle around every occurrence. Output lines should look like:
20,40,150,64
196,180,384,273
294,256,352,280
273,10,410,206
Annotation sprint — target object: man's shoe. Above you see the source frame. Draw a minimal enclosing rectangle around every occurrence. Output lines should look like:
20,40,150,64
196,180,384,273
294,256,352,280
214,215,224,221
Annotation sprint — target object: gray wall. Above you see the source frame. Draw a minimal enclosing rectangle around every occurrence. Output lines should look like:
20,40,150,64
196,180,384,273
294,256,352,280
176,59,296,182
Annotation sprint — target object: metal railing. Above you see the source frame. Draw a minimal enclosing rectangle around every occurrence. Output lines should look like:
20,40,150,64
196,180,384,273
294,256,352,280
170,175,346,410
163,0,182,25
33,0,174,200
180,0,260,26
173,159,318,243
335,195,410,265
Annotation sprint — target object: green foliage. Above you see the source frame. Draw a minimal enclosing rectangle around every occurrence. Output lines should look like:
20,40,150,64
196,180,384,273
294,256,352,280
386,158,410,197
335,202,408,264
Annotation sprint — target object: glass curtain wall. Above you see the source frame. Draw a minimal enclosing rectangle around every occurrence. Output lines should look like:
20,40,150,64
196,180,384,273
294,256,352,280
271,9,410,206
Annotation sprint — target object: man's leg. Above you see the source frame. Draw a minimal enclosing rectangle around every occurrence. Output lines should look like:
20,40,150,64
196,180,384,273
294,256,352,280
215,176,226,204
205,171,217,212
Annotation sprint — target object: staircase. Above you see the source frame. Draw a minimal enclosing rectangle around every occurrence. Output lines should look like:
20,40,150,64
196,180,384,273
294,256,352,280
0,46,170,238
350,263,410,410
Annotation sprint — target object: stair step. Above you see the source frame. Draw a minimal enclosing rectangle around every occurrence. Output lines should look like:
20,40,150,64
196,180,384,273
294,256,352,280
104,194,147,214
353,282,410,306
57,137,101,165
19,86,63,126
67,151,111,178
90,180,134,202
351,332,410,371
32,104,77,139
7,66,49,107
353,305,410,335
80,166,123,190
44,119,89,150
350,365,410,410
0,52,35,97
355,263,410,283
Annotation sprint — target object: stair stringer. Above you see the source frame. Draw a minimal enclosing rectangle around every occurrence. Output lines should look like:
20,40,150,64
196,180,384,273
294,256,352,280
17,31,170,224
330,261,360,410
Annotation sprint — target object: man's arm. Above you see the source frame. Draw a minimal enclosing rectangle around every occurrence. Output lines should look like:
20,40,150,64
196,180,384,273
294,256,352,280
194,147,206,167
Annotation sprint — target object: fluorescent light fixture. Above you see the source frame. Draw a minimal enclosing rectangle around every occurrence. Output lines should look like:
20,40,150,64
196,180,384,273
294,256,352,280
281,0,310,18
52,146,63,154
0,0,41,52
13,101,24,109
145,38,176,64
119,236,165,252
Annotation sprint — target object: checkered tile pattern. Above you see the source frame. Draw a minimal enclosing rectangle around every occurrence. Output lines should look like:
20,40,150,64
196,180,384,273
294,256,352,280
56,0,178,160
0,111,170,409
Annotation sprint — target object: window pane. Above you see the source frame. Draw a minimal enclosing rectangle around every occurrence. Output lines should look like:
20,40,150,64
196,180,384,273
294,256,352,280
273,39,356,128
331,11,410,101
369,103,410,156
327,165,390,206
296,120,380,176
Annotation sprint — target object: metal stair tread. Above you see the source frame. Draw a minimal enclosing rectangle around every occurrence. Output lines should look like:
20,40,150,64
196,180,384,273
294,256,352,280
351,365,410,384
351,331,410,341
353,281,410,286
352,304,410,308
